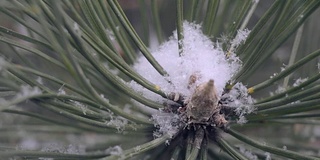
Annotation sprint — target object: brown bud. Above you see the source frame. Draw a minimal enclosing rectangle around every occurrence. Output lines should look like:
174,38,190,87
187,79,220,123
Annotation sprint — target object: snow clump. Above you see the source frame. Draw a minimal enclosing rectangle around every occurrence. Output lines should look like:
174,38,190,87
293,77,308,87
151,112,184,138
105,145,123,156
231,28,251,48
130,22,252,135
220,83,255,124
16,85,42,99
236,144,258,160
130,21,243,101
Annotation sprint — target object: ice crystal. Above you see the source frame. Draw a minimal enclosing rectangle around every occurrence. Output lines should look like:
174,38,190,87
106,116,128,133
151,112,184,138
231,28,251,48
221,83,255,124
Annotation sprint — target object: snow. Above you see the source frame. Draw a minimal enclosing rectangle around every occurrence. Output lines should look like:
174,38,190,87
269,77,308,96
18,137,39,150
105,145,123,155
103,62,119,75
36,77,43,84
58,87,66,95
127,21,253,137
270,73,278,79
129,22,252,133
129,22,243,102
221,83,255,124
106,29,116,41
293,77,308,87
265,152,271,160
103,108,129,132
71,100,88,115
73,22,81,35
41,143,66,153
15,85,42,99
269,85,286,96
151,112,184,138
231,29,251,48
134,145,141,152
40,143,85,154
106,116,128,133
236,144,258,160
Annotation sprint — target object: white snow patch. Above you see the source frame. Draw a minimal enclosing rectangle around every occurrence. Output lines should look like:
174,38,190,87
71,100,88,115
18,137,40,150
106,116,128,132
103,62,119,75
270,72,278,79
40,143,84,154
105,145,123,155
100,94,109,102
221,83,255,124
293,77,308,87
130,22,242,102
151,112,184,138
282,145,287,150
73,22,81,35
265,152,271,160
103,108,128,132
36,77,43,84
73,22,79,31
65,144,85,154
58,88,66,95
134,145,141,152
40,143,65,153
106,29,115,41
236,145,258,160
123,104,133,114
16,85,42,99
165,140,170,145
281,63,288,71
269,85,286,96
231,28,251,48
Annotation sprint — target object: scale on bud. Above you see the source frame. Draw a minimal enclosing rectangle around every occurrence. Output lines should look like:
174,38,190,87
186,79,227,127
168,75,228,128
186,79,221,123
